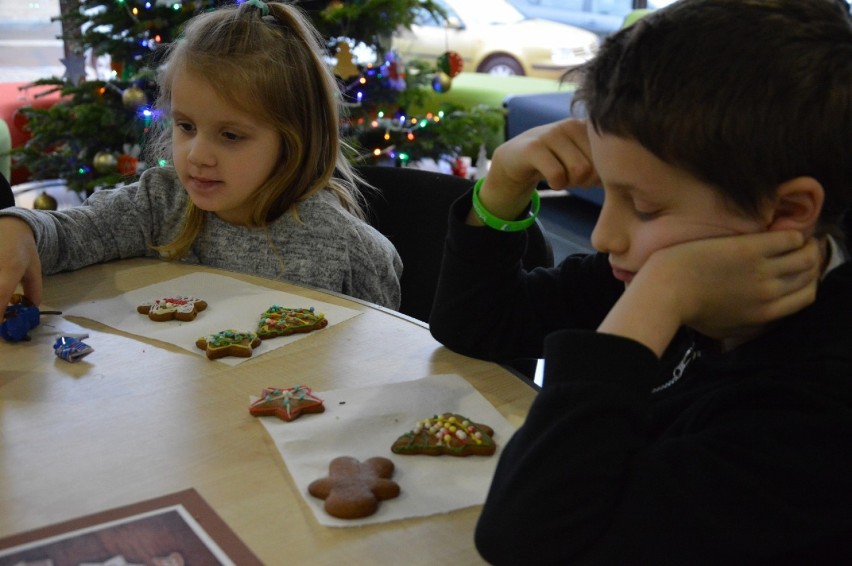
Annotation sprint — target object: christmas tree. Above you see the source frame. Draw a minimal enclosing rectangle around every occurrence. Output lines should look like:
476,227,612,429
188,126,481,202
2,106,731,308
12,74,158,195
299,0,504,167
12,0,504,196
13,0,221,194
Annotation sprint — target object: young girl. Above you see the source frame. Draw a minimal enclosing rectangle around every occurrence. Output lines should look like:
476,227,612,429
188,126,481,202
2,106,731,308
0,0,402,311
430,0,852,563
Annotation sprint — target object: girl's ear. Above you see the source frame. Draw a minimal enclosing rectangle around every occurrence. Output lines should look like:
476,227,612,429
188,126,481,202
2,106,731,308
766,176,825,234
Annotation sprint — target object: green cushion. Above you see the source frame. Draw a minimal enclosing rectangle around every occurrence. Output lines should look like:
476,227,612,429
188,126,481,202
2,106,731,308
411,72,571,113
0,117,10,183
623,9,652,28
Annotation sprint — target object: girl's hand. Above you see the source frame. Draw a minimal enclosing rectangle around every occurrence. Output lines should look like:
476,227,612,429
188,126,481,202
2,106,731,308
599,231,822,356
0,217,43,309
468,118,599,226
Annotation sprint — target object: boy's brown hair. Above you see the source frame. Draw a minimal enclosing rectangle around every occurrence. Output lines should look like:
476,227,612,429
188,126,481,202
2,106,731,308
572,0,852,239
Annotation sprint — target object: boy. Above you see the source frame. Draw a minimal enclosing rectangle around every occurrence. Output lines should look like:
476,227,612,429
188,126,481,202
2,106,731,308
429,0,852,563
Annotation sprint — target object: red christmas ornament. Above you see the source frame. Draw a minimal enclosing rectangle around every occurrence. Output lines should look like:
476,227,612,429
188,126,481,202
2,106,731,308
437,51,464,78
12,109,28,133
451,157,468,178
117,154,139,176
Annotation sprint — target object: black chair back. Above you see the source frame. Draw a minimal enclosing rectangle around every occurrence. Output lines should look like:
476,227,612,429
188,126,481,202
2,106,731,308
357,165,553,323
0,172,13,209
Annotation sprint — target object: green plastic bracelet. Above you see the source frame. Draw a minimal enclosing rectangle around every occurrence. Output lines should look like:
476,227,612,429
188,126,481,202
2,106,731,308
471,177,540,232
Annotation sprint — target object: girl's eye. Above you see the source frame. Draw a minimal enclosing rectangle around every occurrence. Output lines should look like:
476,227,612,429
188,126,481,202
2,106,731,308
223,131,241,141
175,122,194,133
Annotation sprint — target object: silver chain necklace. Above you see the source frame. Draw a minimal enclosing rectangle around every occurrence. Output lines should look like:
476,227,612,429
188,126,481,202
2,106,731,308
652,343,701,394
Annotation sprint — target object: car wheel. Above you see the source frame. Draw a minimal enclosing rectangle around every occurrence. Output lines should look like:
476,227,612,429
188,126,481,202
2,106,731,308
478,55,525,76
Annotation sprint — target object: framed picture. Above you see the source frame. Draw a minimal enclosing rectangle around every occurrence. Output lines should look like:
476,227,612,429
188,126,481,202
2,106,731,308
0,489,262,566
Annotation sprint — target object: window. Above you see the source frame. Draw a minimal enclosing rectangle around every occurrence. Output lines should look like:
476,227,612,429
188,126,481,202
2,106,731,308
590,0,634,18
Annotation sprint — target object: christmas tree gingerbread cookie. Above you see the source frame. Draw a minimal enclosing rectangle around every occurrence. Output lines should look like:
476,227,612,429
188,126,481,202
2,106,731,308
256,306,328,339
391,413,497,457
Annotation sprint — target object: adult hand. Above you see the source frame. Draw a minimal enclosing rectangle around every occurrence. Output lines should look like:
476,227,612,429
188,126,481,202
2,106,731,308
0,217,43,309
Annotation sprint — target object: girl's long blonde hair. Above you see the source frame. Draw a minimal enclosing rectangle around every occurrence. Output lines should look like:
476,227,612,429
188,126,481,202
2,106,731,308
148,1,365,259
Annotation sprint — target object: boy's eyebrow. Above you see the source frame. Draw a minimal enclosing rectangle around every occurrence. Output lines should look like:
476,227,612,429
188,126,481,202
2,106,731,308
604,180,643,194
604,180,666,203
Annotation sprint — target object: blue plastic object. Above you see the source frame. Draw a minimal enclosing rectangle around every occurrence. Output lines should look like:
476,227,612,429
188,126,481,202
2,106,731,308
1,298,41,342
54,336,95,362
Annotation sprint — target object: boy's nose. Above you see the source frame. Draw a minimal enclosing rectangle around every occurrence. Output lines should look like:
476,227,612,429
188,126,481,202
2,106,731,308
590,196,629,255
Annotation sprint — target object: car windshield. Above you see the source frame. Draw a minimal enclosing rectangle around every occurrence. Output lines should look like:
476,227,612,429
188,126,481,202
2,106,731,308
647,0,679,8
589,0,633,19
446,0,526,26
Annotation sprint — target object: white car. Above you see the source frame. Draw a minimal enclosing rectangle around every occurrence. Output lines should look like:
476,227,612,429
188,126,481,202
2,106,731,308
392,0,600,80
507,0,679,38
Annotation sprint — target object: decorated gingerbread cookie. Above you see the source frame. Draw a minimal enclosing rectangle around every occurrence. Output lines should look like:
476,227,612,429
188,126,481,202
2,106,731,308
308,456,400,519
256,306,328,339
391,413,496,457
196,329,261,360
248,385,325,422
138,296,207,322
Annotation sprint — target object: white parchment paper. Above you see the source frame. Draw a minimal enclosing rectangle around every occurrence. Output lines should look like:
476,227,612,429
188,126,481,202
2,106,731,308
64,272,360,365
254,374,518,527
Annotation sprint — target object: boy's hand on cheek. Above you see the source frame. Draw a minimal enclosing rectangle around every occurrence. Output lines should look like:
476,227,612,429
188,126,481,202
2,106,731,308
599,231,820,356
630,231,820,351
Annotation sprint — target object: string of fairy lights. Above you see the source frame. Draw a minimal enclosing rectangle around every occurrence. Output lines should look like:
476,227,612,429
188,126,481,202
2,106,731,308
339,60,451,163
92,1,466,166
336,48,464,163
18,0,478,199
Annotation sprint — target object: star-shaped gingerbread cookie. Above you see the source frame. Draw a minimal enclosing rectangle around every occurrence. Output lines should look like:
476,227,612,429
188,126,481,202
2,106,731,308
308,456,400,519
248,385,325,421
138,296,207,322
196,329,261,360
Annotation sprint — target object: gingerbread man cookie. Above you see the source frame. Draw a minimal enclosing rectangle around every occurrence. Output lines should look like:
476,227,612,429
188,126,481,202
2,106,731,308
196,329,261,360
248,385,325,422
138,296,207,322
308,456,400,519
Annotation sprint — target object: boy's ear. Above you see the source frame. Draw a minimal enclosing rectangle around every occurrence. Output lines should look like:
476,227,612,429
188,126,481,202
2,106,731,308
765,176,824,234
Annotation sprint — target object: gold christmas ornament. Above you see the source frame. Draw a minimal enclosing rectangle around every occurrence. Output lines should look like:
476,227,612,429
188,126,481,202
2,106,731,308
432,72,452,93
121,85,148,110
93,151,119,174
323,0,344,15
33,191,58,211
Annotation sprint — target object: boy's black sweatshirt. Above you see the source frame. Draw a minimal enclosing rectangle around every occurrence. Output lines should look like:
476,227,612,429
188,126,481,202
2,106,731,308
430,194,852,565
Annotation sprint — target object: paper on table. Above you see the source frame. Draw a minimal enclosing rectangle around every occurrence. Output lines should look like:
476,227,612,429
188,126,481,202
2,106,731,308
64,272,361,365
253,374,518,527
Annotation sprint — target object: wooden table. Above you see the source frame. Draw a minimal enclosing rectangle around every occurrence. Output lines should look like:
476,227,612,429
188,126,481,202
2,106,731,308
0,259,535,564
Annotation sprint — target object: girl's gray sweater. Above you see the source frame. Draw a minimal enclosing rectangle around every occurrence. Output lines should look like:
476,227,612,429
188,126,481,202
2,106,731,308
1,167,402,308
